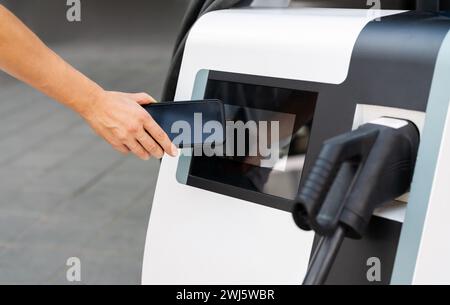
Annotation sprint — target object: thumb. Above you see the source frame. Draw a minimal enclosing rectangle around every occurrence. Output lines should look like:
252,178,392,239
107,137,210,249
132,92,157,105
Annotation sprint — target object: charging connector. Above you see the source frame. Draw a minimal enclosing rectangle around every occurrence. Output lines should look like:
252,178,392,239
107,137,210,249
292,118,420,285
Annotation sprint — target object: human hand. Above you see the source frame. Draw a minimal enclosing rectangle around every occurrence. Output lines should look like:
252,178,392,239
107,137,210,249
80,90,177,160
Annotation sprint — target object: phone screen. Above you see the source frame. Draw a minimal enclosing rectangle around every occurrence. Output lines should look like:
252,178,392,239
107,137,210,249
143,100,225,148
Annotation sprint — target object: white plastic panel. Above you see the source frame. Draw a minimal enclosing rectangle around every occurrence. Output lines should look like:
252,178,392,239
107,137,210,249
142,8,403,284
413,102,450,284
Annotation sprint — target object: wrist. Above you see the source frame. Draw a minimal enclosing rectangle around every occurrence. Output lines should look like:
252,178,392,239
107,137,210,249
74,86,107,120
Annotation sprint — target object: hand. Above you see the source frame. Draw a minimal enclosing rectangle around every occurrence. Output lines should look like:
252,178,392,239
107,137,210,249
0,5,175,160
81,90,177,160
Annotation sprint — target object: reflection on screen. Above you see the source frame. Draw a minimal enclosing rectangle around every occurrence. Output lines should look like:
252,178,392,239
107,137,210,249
221,105,296,171
188,79,317,202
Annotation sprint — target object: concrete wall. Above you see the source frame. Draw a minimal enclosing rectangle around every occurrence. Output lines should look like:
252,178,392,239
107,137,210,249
2,0,189,43
4,0,449,45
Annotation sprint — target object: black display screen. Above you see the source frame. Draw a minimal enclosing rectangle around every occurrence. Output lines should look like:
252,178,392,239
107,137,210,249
187,75,318,211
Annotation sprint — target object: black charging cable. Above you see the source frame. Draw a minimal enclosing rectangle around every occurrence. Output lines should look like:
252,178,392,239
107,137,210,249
416,0,441,11
292,118,420,285
171,0,208,57
302,162,356,285
162,0,250,102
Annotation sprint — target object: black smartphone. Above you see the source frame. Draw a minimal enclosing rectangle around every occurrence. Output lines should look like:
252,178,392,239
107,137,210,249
142,99,225,148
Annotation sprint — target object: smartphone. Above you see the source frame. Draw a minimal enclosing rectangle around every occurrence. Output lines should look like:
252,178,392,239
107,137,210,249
142,99,225,148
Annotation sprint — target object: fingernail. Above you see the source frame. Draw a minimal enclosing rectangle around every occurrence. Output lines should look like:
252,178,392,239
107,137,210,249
171,144,178,156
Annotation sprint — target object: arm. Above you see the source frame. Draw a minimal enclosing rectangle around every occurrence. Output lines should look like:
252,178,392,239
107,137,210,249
0,5,177,160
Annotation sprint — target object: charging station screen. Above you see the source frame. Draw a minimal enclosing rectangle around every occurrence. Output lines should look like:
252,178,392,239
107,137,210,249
187,74,317,209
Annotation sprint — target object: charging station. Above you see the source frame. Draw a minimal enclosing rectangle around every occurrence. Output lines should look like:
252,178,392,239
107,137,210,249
141,5,450,285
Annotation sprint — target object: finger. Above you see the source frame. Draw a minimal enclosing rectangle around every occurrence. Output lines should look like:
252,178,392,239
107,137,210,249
126,139,150,160
143,116,177,157
112,144,130,155
102,133,130,155
132,92,156,105
137,131,164,159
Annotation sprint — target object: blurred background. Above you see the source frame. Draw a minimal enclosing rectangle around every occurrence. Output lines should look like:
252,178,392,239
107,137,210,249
0,0,188,284
1,0,444,285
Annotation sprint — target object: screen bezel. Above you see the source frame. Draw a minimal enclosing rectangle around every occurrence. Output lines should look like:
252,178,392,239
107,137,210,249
180,71,320,212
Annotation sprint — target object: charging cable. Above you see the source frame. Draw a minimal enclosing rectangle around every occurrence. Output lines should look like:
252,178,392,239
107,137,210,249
162,0,248,102
292,118,420,285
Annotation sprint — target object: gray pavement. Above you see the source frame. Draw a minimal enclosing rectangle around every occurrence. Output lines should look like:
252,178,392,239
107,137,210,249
0,1,187,284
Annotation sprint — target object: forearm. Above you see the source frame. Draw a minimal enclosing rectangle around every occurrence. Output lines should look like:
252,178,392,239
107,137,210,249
0,5,103,116
0,5,176,160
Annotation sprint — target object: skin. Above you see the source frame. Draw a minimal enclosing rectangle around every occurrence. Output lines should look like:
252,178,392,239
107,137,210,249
0,5,177,160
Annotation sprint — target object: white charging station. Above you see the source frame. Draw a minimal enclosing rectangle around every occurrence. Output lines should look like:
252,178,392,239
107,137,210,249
142,7,450,284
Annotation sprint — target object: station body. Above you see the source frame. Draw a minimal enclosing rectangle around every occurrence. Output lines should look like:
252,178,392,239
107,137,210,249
142,8,450,284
